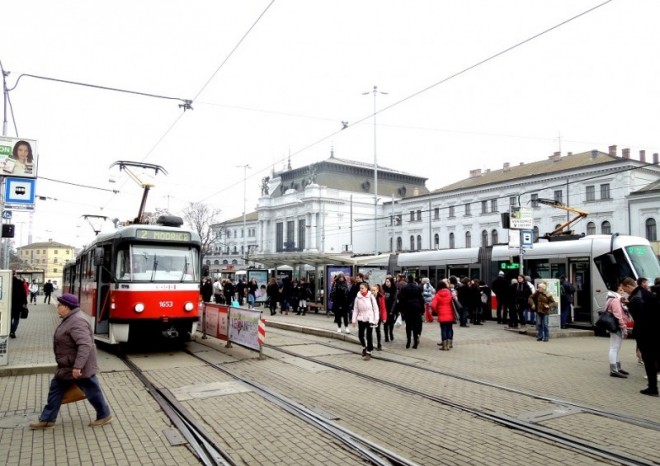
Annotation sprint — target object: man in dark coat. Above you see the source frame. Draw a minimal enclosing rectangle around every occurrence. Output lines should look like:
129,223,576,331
559,275,576,329
30,293,112,429
622,277,660,396
43,280,54,304
330,273,351,333
491,271,509,324
10,271,28,338
397,275,425,349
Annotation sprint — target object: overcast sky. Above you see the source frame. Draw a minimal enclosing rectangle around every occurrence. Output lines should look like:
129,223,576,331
2,0,659,248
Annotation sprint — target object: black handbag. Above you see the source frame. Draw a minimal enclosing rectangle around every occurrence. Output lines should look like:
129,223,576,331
451,299,462,324
20,305,29,319
595,309,618,333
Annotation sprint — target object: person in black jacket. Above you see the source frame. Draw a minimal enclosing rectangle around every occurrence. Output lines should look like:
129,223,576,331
559,275,576,329
200,278,214,303
10,271,28,338
398,275,425,349
330,273,351,333
491,271,509,324
622,277,660,396
508,274,532,330
43,280,55,304
456,277,471,327
382,276,398,342
266,278,280,316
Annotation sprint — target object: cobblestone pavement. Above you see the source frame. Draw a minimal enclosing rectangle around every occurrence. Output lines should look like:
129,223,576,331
1,304,658,465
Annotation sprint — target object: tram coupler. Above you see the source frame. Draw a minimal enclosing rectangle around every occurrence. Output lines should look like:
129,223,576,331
162,327,179,339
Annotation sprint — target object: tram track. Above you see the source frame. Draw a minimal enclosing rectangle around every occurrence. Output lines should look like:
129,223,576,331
118,352,238,466
258,337,658,466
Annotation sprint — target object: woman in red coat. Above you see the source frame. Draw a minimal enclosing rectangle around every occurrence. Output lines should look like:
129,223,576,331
371,284,388,351
431,280,455,351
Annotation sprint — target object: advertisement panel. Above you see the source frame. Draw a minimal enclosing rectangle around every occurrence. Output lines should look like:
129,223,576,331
0,137,38,179
510,206,533,230
229,307,262,351
248,269,269,304
325,265,353,311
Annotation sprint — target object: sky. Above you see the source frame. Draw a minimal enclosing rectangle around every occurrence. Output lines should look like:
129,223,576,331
2,0,659,249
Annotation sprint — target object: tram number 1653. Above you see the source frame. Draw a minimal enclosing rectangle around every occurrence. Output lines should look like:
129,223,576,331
159,301,174,308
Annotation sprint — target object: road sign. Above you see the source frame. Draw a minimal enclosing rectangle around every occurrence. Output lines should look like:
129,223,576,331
510,206,534,229
4,177,36,207
1,211,12,220
521,229,534,248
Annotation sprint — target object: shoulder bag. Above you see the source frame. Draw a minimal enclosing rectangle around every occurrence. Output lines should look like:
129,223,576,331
595,300,619,333
451,298,462,324
20,305,29,319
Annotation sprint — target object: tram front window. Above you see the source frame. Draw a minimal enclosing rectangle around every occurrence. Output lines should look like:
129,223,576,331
625,245,660,281
116,245,199,282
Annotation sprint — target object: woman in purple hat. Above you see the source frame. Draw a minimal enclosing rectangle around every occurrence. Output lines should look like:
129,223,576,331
30,293,113,429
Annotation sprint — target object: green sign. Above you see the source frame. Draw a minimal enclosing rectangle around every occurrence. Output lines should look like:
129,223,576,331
136,229,191,242
500,263,520,270
0,146,12,156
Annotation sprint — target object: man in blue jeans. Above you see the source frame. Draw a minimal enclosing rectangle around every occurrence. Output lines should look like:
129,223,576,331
30,293,112,429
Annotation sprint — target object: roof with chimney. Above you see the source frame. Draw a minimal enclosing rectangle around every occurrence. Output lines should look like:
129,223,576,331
433,146,658,194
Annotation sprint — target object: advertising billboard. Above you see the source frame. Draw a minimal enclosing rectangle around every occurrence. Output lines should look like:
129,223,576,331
0,137,38,179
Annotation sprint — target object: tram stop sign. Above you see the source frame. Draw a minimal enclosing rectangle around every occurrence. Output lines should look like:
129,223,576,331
521,230,534,248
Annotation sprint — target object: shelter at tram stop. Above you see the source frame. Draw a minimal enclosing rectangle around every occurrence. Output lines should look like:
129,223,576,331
250,251,392,313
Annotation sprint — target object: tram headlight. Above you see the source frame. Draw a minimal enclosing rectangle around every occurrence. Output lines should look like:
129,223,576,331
134,303,145,313
184,302,194,312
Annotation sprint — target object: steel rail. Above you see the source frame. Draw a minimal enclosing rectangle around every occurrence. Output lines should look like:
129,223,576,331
118,353,237,466
266,343,658,466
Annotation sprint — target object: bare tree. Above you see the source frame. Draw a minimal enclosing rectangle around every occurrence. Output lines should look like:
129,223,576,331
182,202,222,263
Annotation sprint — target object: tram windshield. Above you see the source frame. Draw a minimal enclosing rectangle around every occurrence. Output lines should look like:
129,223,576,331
625,245,660,281
116,244,199,282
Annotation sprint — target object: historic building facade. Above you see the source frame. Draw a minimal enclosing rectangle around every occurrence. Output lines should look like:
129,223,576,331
205,146,660,273
16,241,76,286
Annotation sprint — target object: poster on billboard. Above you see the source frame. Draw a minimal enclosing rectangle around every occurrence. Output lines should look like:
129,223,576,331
247,269,269,304
358,267,387,288
325,265,353,311
0,137,38,179
229,307,262,351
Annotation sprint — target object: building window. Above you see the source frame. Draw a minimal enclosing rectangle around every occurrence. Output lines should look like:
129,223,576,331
434,233,439,248
554,190,563,204
54,258,58,264
409,235,415,251
586,222,596,235
434,208,440,220
601,221,611,235
531,193,539,208
449,206,455,218
298,219,306,251
491,199,498,213
409,211,415,222
53,268,58,273
586,185,595,202
227,230,231,238
416,210,422,221
465,231,471,248
55,250,59,254
481,200,488,214
416,235,422,250
491,229,498,245
396,237,402,251
646,218,657,241
600,183,611,200
509,196,517,207
276,222,284,251
481,230,488,246
449,232,455,249
464,203,471,216
286,220,295,251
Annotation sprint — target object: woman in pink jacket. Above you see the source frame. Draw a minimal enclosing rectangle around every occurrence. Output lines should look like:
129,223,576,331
606,284,632,378
431,280,455,351
352,282,379,360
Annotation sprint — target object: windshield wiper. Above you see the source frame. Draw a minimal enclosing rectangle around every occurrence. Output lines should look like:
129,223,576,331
150,255,158,282
180,257,189,282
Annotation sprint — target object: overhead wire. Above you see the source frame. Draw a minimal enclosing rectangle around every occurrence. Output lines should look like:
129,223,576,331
193,0,617,206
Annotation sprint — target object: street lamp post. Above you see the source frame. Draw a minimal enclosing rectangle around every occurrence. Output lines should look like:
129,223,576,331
363,85,387,255
237,164,251,266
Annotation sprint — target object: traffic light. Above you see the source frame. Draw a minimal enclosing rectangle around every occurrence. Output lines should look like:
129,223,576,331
501,212,510,229
2,224,15,238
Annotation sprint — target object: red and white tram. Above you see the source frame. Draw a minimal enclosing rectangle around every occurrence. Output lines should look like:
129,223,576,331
62,216,202,344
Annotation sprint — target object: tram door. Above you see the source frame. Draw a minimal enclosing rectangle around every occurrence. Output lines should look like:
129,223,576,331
570,260,591,323
95,245,112,335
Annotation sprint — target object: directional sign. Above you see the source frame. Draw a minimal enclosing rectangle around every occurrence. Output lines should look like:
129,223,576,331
4,177,36,207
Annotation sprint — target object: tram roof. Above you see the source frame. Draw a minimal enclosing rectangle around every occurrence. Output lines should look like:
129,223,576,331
397,248,481,267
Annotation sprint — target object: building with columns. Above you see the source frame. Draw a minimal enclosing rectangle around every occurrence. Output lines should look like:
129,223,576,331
205,145,660,275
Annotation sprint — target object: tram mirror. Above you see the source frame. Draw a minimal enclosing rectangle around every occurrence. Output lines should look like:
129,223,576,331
94,247,104,266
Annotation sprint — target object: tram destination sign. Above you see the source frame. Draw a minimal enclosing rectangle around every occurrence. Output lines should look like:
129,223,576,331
136,229,191,242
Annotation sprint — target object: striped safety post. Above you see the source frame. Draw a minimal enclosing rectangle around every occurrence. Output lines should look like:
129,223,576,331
258,319,266,359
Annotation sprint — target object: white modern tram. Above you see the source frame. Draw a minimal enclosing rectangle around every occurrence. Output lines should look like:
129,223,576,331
384,234,660,327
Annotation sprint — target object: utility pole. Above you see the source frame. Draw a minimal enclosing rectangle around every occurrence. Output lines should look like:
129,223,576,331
362,85,388,255
237,164,250,266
